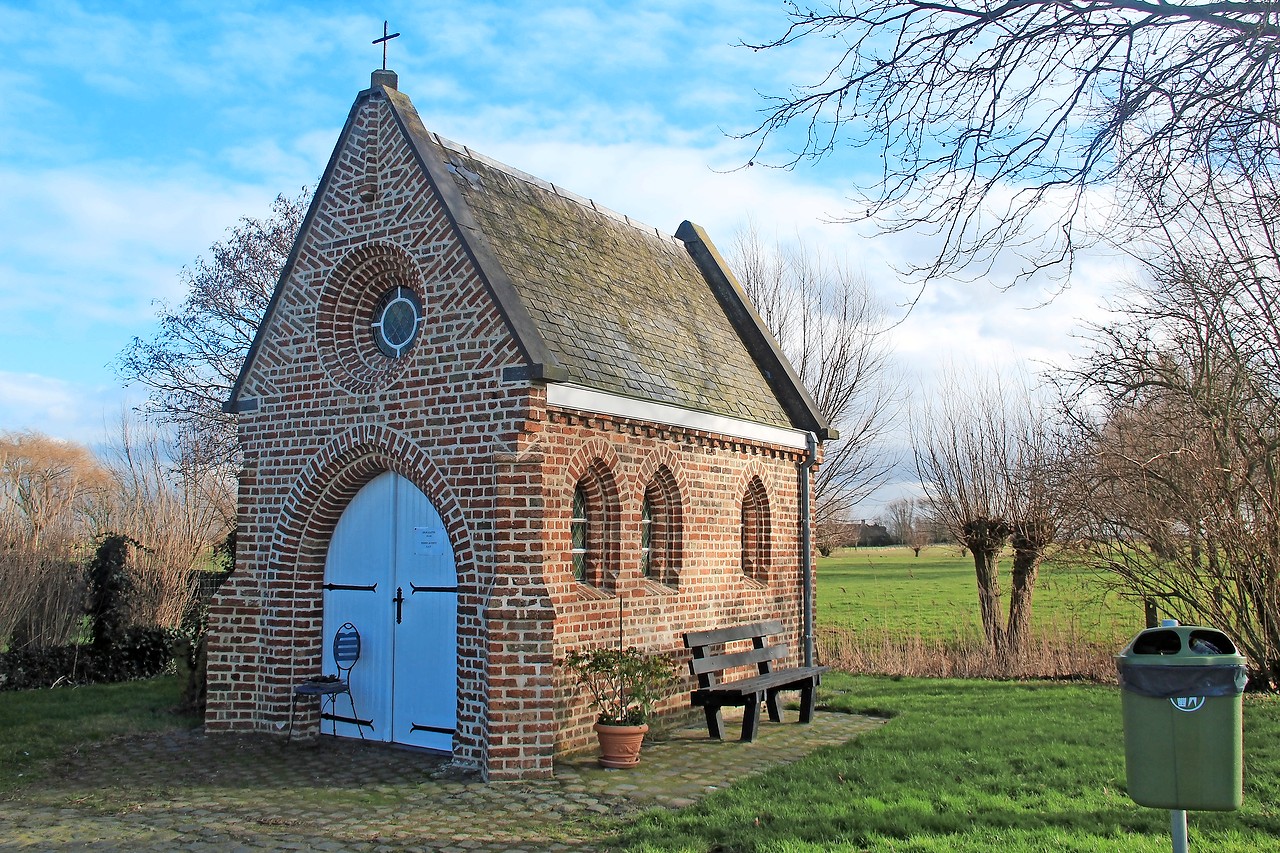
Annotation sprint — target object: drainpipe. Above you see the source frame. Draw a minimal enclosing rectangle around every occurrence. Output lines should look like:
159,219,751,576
798,431,818,667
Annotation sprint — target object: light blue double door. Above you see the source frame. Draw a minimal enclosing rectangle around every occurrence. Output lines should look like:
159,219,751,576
323,471,457,752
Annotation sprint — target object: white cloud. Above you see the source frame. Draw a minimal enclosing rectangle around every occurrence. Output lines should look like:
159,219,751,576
0,162,298,409
0,371,132,445
0,163,288,313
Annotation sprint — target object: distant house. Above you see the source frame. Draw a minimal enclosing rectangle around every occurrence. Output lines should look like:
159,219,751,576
854,521,893,548
205,69,832,780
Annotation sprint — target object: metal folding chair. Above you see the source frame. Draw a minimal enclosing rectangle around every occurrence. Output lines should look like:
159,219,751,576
287,621,365,742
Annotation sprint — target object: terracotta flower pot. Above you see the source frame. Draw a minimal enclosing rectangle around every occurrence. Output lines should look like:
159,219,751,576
593,722,649,768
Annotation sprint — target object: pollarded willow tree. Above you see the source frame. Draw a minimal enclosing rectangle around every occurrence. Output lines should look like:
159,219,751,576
743,1,1280,285
914,368,1067,658
915,373,1013,653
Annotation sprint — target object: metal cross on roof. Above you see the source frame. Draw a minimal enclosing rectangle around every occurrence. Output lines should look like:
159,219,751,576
373,21,400,71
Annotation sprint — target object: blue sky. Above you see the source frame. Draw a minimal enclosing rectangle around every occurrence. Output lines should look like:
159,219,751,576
0,1,1125,468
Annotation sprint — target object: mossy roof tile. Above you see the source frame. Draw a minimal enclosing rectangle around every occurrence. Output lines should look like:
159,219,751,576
431,144,793,428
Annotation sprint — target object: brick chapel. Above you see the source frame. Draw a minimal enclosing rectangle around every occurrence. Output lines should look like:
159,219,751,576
205,68,833,780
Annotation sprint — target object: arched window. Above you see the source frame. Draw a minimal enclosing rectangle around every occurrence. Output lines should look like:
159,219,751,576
571,486,589,583
569,461,619,590
640,465,683,587
740,476,771,583
639,495,653,578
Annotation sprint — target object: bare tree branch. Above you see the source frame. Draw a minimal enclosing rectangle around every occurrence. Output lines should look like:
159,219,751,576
117,190,308,474
729,225,903,538
1062,193,1280,685
743,0,1280,284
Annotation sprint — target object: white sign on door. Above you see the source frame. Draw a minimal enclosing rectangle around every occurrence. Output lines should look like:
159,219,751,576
414,525,440,554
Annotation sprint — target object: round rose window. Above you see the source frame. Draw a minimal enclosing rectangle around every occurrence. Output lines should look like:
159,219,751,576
372,286,423,358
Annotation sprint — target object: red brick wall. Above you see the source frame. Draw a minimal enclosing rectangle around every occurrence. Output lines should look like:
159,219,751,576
206,89,530,775
206,87,816,780
536,410,809,756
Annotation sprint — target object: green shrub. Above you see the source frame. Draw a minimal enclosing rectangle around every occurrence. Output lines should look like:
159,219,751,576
84,534,135,652
563,645,678,725
0,626,177,691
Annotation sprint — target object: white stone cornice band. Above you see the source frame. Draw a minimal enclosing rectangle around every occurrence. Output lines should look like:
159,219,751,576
545,383,809,451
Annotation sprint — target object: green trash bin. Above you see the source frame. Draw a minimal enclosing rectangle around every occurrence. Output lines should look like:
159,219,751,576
1116,624,1248,811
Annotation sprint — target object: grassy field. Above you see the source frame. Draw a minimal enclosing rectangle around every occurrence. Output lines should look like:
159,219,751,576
3,674,1276,850
0,674,198,792
0,549,1256,851
816,547,1144,648
620,672,1280,852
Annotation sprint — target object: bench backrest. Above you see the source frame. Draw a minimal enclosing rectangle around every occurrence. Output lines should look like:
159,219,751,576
683,620,788,687
684,619,784,649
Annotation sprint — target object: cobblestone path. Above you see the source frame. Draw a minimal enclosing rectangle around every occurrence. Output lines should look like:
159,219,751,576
0,710,883,852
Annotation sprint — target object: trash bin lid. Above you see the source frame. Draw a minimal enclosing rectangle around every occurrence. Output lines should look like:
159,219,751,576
1116,625,1248,697
1118,626,1244,660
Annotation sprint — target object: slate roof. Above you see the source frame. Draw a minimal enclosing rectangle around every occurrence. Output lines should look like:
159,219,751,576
440,143,797,427
229,74,830,440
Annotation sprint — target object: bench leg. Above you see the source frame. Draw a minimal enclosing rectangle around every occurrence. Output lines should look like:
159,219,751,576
765,689,783,723
740,693,764,742
704,705,726,740
799,681,817,723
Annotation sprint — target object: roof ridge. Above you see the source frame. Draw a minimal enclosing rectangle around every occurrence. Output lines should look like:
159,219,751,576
428,131,683,248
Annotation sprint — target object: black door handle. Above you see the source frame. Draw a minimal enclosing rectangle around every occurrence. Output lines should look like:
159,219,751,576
394,586,404,624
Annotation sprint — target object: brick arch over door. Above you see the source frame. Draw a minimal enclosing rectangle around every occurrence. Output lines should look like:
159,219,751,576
258,424,479,735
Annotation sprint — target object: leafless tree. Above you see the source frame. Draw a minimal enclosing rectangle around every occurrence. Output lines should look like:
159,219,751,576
118,190,307,474
915,372,1012,651
883,497,915,547
907,500,934,557
1003,403,1068,653
0,432,108,647
741,1,1280,286
1064,225,1280,686
0,431,108,550
0,419,235,648
882,498,933,556
910,531,931,557
96,412,235,627
813,513,859,557
729,226,902,541
914,367,1066,657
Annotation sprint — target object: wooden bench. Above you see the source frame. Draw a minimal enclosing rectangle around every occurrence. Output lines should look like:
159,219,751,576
683,619,830,742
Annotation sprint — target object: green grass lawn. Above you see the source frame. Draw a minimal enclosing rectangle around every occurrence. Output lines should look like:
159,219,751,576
3,674,1276,850
817,547,1144,647
0,674,198,792
620,673,1280,852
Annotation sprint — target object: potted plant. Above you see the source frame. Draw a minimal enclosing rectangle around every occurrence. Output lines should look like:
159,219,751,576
564,645,677,768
